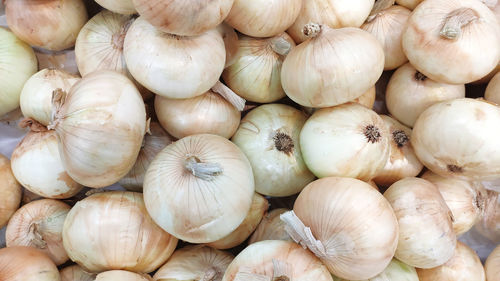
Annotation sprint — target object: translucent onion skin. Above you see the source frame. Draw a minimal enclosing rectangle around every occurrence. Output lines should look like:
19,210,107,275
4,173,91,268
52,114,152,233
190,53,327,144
485,72,500,105
95,270,151,281
332,258,419,281
95,0,136,14
249,208,292,244
485,244,500,281
232,104,315,197
0,153,22,228
417,241,485,281
5,0,88,51
153,246,234,281
0,246,61,281
62,191,178,273
60,265,96,281
222,240,333,281
0,27,37,117
132,0,234,36
384,177,456,269
225,0,302,38
411,98,500,181
143,134,255,243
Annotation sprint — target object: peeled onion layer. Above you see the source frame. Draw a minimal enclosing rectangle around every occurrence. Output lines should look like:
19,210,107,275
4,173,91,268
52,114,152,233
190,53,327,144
0,153,22,228
485,244,500,281
0,246,61,281
332,258,418,281
249,208,292,244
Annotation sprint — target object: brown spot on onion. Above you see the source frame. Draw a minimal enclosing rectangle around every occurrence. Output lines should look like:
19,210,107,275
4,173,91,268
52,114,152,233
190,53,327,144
447,164,463,173
414,71,427,81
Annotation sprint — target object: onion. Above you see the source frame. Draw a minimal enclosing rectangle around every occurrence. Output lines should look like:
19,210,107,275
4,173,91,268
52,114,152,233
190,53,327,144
485,72,500,104
143,134,255,243
96,270,151,281
280,177,399,280
281,24,384,107
353,86,376,109
119,122,174,192
287,0,375,44
20,69,80,126
0,153,22,228
361,3,410,70
95,0,136,15
485,244,500,281
216,23,240,68
0,246,60,280
474,190,500,243
384,177,456,268
225,0,302,38
0,27,37,117
153,246,234,281
62,191,178,273
222,240,333,281
300,103,390,181
232,104,315,196
331,258,418,281
385,63,465,127
5,0,88,51
372,115,423,187
124,17,226,99
222,32,295,103
60,265,96,281
395,0,422,10
6,199,70,265
48,70,146,188
207,193,268,249
249,208,292,244
402,0,500,84
412,98,500,181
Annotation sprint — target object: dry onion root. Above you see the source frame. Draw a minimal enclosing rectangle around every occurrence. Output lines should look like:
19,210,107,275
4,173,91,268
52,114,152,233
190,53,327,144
249,208,292,244
0,246,61,281
0,153,22,228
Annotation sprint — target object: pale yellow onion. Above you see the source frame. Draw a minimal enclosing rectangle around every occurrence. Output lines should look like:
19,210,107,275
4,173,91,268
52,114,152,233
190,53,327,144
384,177,456,268
225,0,302,38
0,27,37,117
96,270,151,281
412,98,500,181
287,0,375,43
124,17,226,99
35,49,79,76
207,193,268,249
372,115,423,187
6,199,70,265
385,63,465,127
395,0,422,10
280,177,399,280
0,153,22,228
422,170,487,235
49,70,146,188
119,122,174,192
143,134,255,243
485,72,500,104
153,246,234,281
63,191,178,273
20,69,80,126
60,265,96,281
132,0,234,36
95,0,136,14
361,4,410,70
281,25,384,107
0,246,60,281
474,190,500,243
485,244,500,281
5,0,88,51
222,33,294,103
402,0,500,84
300,103,390,181
232,104,315,196
222,240,333,281
216,23,239,68
331,259,418,281
11,122,83,199
249,208,292,244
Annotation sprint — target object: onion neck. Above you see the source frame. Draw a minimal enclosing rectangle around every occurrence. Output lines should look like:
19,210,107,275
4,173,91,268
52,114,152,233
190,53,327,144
28,222,47,249
111,18,133,51
367,0,396,22
47,88,67,130
440,8,479,40
211,81,246,111
303,23,322,38
184,156,223,181
269,36,291,56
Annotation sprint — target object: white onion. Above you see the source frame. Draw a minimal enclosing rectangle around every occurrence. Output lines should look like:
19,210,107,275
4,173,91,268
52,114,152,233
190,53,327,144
0,153,22,228
95,0,136,15
485,72,500,104
332,258,418,281
95,270,151,281
249,208,292,244
485,244,500,281
0,246,61,281
60,265,95,281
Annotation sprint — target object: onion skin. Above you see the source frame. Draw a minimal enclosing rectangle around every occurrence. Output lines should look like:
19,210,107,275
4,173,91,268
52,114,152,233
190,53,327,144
474,190,500,243
332,258,419,281
95,0,136,14
353,86,376,109
485,244,500,281
485,72,500,104
60,265,96,281
0,246,61,281
216,23,239,68
395,0,422,10
249,208,292,244
95,270,151,281
0,153,22,228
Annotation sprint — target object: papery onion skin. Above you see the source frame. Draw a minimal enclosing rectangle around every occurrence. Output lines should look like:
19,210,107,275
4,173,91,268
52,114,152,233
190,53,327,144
95,0,136,14
485,244,500,281
60,265,96,281
5,0,88,51
62,191,178,273
300,103,390,181
20,69,80,126
385,63,465,127
155,90,241,139
222,240,333,281
0,27,37,117
417,241,485,281
411,98,500,181
0,246,61,281
143,134,255,243
249,208,292,244
384,177,456,268
124,17,226,99
51,70,146,188
232,104,315,196
402,0,500,84
474,189,500,243
281,26,384,108
96,270,151,281
332,258,419,281
395,0,422,10
153,246,234,281
0,153,22,228
372,115,423,187
485,72,500,104
6,199,70,265
225,0,302,38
